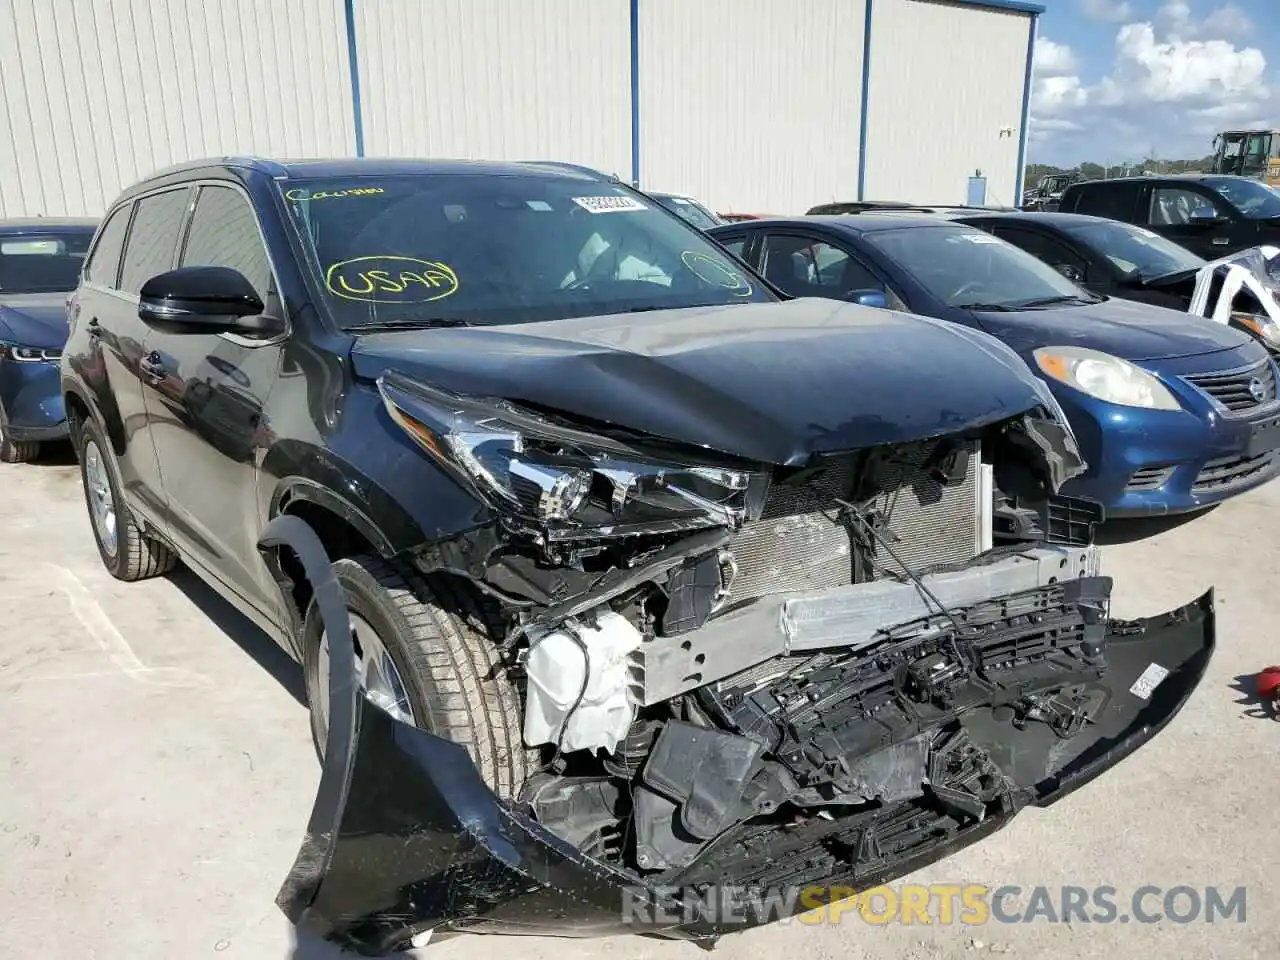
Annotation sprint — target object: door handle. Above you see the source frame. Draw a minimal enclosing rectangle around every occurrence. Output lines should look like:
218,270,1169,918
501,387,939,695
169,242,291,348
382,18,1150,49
139,351,167,383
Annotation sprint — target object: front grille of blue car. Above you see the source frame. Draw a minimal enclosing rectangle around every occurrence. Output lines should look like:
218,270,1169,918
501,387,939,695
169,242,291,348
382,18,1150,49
1192,450,1278,493
1183,358,1277,413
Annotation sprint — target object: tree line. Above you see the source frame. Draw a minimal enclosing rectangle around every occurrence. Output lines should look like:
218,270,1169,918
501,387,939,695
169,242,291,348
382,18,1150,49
1026,156,1218,182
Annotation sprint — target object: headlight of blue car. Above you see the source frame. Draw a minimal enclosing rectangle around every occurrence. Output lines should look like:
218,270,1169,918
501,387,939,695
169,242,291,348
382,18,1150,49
1033,346,1181,411
0,343,61,363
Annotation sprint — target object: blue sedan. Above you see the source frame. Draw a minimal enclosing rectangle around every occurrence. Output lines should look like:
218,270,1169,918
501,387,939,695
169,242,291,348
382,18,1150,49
709,214,1280,517
0,217,97,462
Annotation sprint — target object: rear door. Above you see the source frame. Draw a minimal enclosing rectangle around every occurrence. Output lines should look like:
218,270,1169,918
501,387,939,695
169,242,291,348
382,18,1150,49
85,188,191,523
141,182,286,618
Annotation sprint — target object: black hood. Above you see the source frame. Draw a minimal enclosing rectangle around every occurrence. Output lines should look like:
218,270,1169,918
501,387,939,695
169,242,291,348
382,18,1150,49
350,299,1057,466
0,292,71,350
973,295,1250,362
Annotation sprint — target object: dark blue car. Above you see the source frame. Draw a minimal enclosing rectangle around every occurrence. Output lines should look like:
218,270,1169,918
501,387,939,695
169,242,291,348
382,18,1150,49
710,214,1280,516
0,217,98,462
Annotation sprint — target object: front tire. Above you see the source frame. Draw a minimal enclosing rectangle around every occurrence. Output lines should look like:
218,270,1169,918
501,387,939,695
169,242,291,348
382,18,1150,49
301,554,534,799
76,417,177,581
0,409,39,463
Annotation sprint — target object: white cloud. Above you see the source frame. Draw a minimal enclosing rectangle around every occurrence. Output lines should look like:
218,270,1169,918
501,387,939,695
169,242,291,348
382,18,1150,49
1033,75,1090,113
1158,1,1253,40
1034,38,1079,77
1202,4,1254,39
1028,18,1276,163
1079,0,1134,23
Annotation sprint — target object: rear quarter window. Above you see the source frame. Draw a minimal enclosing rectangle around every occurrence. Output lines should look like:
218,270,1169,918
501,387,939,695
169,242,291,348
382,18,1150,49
1063,183,1142,221
84,206,132,288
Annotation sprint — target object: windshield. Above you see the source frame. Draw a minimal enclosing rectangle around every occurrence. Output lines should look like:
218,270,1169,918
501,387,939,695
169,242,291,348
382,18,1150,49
0,228,94,294
1204,177,1280,219
651,194,722,230
863,226,1094,310
280,175,768,329
1060,219,1203,280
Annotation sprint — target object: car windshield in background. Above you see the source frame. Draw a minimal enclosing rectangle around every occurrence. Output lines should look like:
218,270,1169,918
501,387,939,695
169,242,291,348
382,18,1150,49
652,194,722,230
280,176,769,329
0,229,94,294
1060,219,1204,280
1205,177,1280,219
863,226,1096,311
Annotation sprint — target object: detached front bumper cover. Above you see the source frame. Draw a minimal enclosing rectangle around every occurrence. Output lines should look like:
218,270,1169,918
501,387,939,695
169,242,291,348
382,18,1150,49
262,516,1215,956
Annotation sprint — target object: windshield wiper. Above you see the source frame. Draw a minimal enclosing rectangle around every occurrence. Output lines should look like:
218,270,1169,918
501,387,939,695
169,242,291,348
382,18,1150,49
954,302,1017,312
347,318,473,332
1006,295,1099,309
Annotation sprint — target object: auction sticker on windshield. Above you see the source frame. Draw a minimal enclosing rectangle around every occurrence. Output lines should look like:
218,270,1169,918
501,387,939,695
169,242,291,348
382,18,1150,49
573,195,648,214
325,256,459,303
961,234,1001,244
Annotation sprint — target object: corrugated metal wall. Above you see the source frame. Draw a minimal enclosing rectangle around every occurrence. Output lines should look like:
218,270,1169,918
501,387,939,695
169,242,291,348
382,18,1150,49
353,0,632,178
0,0,1034,219
863,0,1029,205
637,0,866,214
0,0,355,218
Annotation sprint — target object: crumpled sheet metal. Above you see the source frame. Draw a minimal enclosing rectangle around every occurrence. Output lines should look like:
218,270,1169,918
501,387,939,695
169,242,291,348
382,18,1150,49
1189,244,1280,324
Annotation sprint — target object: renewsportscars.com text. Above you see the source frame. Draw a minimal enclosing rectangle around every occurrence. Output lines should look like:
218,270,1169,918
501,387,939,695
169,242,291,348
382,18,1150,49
621,883,1247,927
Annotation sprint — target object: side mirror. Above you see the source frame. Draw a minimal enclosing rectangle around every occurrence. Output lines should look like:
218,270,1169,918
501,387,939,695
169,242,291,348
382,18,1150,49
1054,263,1085,283
1189,210,1227,227
138,266,282,336
848,289,890,309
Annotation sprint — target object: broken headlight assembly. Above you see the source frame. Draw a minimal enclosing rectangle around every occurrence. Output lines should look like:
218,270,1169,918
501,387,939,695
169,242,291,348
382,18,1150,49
377,370,768,538
1230,310,1280,350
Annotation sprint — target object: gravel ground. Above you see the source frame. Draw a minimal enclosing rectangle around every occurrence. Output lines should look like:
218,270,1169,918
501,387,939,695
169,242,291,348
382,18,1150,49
1,449,1274,960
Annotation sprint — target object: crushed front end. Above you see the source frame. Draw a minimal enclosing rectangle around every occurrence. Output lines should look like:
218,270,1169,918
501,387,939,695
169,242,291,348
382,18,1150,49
275,375,1214,955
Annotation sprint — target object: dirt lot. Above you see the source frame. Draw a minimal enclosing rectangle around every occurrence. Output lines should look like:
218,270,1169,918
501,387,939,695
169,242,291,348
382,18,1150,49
1,450,1275,960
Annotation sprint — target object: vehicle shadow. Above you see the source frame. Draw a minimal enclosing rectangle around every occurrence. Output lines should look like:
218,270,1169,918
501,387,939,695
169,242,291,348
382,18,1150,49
1228,673,1279,721
1094,507,1217,546
167,564,308,707
29,440,77,466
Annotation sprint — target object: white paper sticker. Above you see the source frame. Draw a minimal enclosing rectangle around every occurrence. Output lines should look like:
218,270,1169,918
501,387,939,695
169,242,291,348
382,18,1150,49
670,196,692,205
961,233,1001,244
526,200,552,211
1136,227,1160,239
573,195,648,214
1129,662,1171,700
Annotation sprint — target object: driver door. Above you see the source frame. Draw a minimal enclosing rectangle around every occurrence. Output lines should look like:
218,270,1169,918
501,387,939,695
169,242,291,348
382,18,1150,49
1141,185,1238,258
754,232,908,310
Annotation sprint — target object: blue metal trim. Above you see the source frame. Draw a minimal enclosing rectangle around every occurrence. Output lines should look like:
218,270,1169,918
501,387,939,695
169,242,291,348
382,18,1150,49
856,0,874,200
932,0,1045,14
1014,14,1036,201
343,0,365,157
630,0,640,184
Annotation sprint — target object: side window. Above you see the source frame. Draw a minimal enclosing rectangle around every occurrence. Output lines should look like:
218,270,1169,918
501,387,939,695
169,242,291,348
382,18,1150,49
761,234,907,308
1071,183,1140,220
717,236,747,260
119,189,191,294
83,205,132,288
1147,187,1223,226
989,226,1088,279
180,185,273,297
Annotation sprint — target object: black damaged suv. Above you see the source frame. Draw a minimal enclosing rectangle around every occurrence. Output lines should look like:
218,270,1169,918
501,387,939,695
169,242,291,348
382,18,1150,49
62,158,1213,953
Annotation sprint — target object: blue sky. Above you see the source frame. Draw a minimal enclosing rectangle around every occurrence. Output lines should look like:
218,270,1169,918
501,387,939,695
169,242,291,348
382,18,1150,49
1029,0,1276,165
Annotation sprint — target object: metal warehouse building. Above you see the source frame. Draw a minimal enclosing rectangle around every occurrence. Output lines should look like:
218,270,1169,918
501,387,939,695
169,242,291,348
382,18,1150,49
0,0,1040,219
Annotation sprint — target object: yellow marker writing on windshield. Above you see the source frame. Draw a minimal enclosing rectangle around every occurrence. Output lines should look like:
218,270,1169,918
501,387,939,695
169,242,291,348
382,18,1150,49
286,187,386,202
681,250,753,297
325,256,459,303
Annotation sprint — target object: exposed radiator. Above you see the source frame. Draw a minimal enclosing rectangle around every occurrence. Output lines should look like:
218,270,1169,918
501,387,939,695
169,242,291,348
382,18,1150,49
724,441,981,605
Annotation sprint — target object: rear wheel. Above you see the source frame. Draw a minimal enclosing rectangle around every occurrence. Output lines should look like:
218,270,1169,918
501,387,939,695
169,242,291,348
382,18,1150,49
0,409,39,463
301,554,534,799
76,417,177,581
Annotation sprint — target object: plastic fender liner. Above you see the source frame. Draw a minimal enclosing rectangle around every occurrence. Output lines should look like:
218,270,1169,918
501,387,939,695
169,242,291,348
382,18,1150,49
267,507,1215,954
